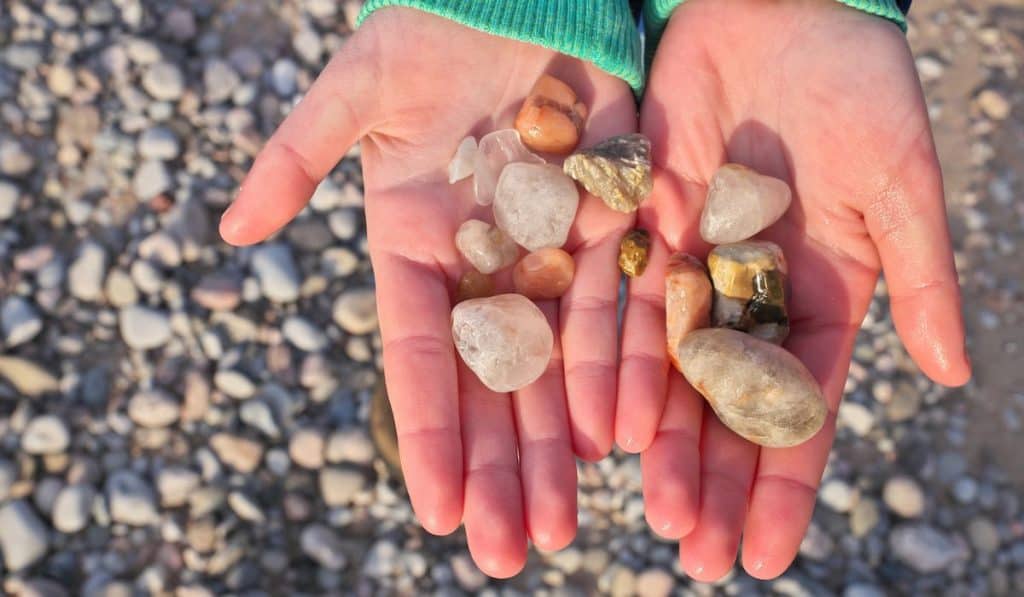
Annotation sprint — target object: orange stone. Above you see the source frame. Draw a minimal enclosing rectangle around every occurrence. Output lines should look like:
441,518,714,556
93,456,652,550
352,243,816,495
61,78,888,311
665,253,713,373
513,248,575,300
456,270,494,303
514,75,588,155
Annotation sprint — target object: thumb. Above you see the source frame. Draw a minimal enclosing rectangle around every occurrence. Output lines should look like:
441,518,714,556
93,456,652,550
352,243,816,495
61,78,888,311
219,35,378,246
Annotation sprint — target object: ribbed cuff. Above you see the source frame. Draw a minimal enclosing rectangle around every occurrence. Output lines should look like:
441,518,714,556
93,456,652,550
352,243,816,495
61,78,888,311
644,0,908,63
358,0,644,94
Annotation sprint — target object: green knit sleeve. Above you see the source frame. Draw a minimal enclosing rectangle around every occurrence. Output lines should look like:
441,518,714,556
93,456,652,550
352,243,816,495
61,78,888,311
357,0,644,94
644,0,907,61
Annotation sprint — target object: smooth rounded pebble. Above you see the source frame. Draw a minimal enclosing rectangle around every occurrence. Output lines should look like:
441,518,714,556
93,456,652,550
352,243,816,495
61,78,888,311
493,162,579,251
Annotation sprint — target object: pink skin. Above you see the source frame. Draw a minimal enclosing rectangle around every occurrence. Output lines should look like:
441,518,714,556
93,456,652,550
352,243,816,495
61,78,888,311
619,0,971,581
219,9,636,577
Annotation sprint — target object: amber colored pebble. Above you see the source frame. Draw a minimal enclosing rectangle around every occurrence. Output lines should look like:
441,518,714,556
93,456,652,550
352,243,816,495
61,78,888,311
514,75,588,155
513,248,575,299
618,229,651,277
665,253,713,373
456,270,495,303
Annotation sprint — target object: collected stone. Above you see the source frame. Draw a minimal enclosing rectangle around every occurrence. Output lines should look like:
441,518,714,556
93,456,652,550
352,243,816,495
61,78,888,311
456,270,494,303
52,484,94,533
452,294,554,392
700,164,792,244
514,74,587,155
119,306,173,350
0,500,50,570
473,129,544,205
455,219,519,274
512,248,575,299
106,470,159,526
708,241,789,344
675,328,827,447
618,229,651,278
563,134,652,213
22,415,70,454
665,254,712,372
128,389,180,428
494,162,579,251
448,136,477,183
1,295,43,346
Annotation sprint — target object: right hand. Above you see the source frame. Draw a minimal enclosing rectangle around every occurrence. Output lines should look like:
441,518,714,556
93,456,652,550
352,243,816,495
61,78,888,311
219,8,637,576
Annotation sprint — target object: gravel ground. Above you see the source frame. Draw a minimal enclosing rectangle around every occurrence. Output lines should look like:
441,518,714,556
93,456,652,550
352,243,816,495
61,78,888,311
0,1,1021,595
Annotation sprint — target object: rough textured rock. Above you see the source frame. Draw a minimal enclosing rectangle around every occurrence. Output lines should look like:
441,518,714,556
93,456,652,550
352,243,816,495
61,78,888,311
675,329,827,447
473,129,543,205
665,254,713,372
448,136,477,183
455,219,519,274
514,74,587,155
618,229,651,278
494,163,579,251
700,164,792,244
452,294,554,392
512,248,575,299
708,241,790,344
563,134,652,213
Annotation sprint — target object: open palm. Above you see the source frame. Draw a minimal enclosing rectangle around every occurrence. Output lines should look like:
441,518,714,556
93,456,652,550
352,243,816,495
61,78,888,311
617,0,971,581
219,8,636,577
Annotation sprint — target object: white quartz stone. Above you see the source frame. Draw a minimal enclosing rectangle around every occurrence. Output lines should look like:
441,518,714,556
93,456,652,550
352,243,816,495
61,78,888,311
493,163,579,251
473,130,543,205
452,294,553,393
455,219,519,274
700,164,792,244
448,136,478,184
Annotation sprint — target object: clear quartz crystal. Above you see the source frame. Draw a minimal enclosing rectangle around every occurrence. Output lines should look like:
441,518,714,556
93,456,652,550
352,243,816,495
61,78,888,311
452,294,554,392
455,219,519,274
700,164,792,244
448,136,477,184
473,130,544,205
493,162,579,251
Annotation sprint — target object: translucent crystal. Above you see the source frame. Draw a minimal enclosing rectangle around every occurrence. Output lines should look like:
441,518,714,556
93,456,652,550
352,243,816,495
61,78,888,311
473,130,544,205
452,294,554,392
700,164,792,244
493,162,579,251
563,134,652,213
513,248,575,299
448,136,477,184
676,328,827,448
665,253,712,373
455,219,519,274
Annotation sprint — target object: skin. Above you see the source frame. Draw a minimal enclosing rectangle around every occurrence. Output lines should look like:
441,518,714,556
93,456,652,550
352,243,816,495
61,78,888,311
617,0,972,581
219,9,636,577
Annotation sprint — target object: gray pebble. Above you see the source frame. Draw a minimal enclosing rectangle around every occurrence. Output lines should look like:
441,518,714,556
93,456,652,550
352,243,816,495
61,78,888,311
119,306,172,350
300,524,347,571
68,242,108,302
203,60,241,104
451,552,488,592
819,478,858,513
967,516,1001,553
889,524,967,573
133,159,172,199
0,459,16,501
138,127,180,160
214,369,256,399
282,316,328,352
106,470,159,526
251,244,301,303
141,61,185,101
22,414,71,454
332,288,378,335
270,59,298,96
0,500,50,571
0,180,18,220
240,400,280,438
2,295,43,346
52,484,95,534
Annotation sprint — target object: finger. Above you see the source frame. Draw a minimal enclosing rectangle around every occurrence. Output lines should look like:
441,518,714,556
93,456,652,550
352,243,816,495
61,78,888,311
220,45,376,246
459,363,528,579
374,251,463,535
512,301,577,552
641,373,704,539
678,410,759,582
863,146,970,386
740,322,857,579
560,233,625,461
616,232,671,453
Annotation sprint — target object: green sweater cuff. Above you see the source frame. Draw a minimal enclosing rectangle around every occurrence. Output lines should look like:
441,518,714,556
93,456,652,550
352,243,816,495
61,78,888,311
644,0,908,61
358,0,644,94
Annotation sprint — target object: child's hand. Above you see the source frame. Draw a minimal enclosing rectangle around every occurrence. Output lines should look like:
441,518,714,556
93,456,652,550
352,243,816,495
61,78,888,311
220,8,636,577
619,0,970,581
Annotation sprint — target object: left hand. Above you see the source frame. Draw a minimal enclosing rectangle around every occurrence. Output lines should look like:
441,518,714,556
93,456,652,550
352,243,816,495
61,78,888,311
618,0,971,580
